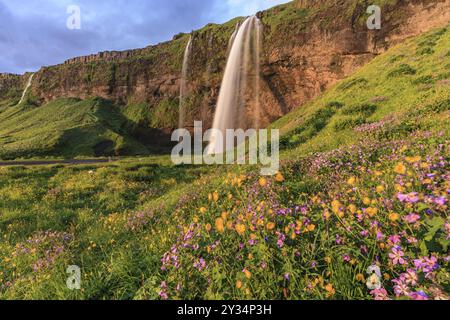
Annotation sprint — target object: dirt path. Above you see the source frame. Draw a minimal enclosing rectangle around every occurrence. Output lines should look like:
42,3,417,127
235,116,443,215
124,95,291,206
0,159,117,167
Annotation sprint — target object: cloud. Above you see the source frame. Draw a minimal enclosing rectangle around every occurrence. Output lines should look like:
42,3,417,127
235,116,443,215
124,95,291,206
0,0,291,74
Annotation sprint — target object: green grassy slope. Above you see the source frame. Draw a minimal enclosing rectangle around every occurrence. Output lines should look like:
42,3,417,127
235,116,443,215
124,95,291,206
272,26,450,157
0,28,449,300
0,98,154,160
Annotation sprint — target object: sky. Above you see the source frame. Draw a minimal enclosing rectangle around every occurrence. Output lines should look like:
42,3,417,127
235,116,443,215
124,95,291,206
0,0,291,74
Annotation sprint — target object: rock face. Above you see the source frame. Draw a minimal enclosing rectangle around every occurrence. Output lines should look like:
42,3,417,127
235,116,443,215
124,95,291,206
2,0,450,132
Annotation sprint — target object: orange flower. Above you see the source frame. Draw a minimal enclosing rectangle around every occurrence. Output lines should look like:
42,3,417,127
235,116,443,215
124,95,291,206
388,212,400,222
244,269,252,279
213,191,219,202
275,172,285,182
236,280,243,289
266,222,276,230
236,223,246,235
259,177,268,187
394,162,407,175
215,218,225,233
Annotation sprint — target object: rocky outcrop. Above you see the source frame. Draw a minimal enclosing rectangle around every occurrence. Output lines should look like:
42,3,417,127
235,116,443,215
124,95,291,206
3,0,450,132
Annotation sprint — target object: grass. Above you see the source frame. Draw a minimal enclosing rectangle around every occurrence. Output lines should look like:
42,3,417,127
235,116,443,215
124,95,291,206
0,26,449,300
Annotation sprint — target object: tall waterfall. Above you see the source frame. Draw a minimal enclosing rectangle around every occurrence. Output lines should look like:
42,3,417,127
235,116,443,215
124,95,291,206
18,73,35,105
207,16,262,154
178,36,193,132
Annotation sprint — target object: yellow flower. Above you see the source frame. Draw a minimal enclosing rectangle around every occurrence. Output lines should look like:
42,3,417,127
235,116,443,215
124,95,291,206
376,185,385,193
199,207,207,214
325,284,335,297
307,224,316,232
244,269,252,279
331,200,342,214
394,162,407,175
348,204,357,214
275,172,285,182
366,207,378,217
356,274,365,282
236,280,243,289
259,177,268,187
363,197,371,206
347,177,357,186
266,222,276,230
193,216,199,223
213,192,219,202
388,212,400,222
205,223,212,232
236,223,246,235
384,273,391,280
226,221,233,230
405,156,421,164
221,211,228,220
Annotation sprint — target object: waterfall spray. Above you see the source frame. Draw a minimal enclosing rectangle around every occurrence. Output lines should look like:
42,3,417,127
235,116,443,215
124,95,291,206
207,16,262,155
18,73,35,105
178,36,193,132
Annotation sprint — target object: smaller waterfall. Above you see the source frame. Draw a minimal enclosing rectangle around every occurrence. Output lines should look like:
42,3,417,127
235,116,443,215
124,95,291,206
178,36,193,131
18,73,34,105
228,22,240,53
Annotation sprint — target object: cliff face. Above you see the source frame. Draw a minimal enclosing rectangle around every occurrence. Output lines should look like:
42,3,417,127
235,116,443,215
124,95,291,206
2,0,450,131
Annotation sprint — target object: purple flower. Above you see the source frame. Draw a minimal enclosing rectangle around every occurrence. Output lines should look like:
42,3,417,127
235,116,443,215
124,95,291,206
397,192,420,203
389,246,406,265
409,291,428,300
403,214,420,224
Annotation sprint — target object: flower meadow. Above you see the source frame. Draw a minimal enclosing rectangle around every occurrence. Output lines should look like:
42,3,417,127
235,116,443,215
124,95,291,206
153,131,449,300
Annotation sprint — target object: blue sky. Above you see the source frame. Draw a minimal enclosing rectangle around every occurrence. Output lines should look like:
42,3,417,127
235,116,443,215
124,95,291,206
0,0,291,74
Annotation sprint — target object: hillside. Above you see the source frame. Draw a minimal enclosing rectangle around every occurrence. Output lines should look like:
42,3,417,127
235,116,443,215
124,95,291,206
0,27,448,300
0,0,449,160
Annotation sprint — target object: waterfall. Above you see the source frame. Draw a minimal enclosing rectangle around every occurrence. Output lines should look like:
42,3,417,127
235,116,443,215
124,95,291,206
178,36,193,132
18,73,34,105
227,22,240,53
207,16,262,155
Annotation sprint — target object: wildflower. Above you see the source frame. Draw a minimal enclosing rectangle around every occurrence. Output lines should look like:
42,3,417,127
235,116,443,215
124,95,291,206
394,162,407,175
366,207,378,217
409,291,428,300
243,269,252,279
205,223,212,232
235,223,246,235
356,274,365,282
402,269,418,286
403,214,420,224
259,177,268,187
266,222,276,230
236,280,243,289
389,246,406,265
275,172,285,182
215,218,225,233
376,185,385,193
370,288,390,300
213,192,219,202
388,212,400,222
325,284,335,297
405,156,421,164
306,224,316,232
392,278,410,297
397,192,419,203
324,257,332,264
199,207,207,214
347,177,357,186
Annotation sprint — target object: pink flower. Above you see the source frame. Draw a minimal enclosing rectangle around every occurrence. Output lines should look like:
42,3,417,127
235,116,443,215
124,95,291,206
409,291,428,300
403,214,420,224
370,288,390,300
389,246,406,265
